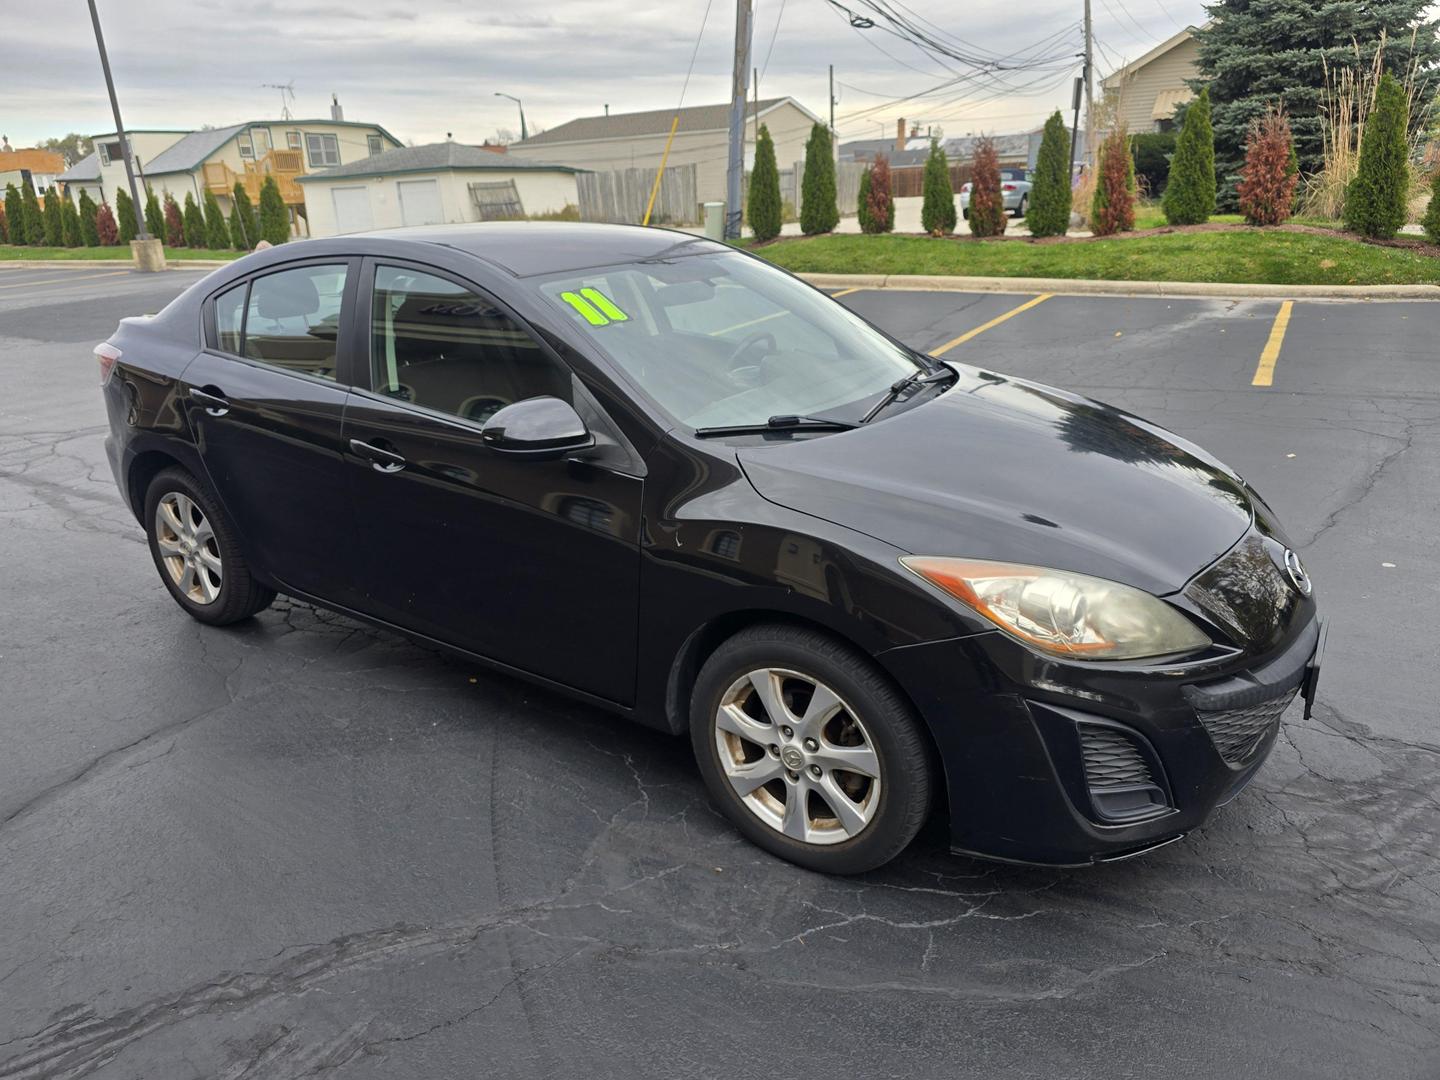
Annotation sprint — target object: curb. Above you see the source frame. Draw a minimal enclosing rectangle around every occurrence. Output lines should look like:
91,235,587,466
798,272,1440,301
0,260,231,271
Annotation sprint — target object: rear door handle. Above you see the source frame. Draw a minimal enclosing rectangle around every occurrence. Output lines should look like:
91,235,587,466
349,438,407,473
190,386,230,416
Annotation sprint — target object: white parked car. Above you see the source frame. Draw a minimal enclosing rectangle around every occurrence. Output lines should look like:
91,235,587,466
959,168,1031,218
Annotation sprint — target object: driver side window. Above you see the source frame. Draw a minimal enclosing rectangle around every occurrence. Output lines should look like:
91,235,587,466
370,266,572,426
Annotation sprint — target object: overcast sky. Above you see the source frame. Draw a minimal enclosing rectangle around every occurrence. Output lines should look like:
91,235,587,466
6,0,1210,151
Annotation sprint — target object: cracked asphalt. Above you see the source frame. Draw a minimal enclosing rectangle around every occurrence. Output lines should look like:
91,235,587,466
1,266,1437,1079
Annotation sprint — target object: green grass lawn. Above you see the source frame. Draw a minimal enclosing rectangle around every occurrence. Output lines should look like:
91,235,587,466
751,229,1440,287
0,245,243,261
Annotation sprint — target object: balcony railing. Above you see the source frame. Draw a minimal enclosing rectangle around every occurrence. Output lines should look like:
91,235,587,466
203,149,307,204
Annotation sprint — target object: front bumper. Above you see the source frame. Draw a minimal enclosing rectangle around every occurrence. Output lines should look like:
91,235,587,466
878,613,1322,866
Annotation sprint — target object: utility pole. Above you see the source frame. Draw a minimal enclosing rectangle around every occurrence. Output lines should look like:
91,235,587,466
724,0,753,240
1083,0,1095,168
86,0,147,240
1069,74,1083,174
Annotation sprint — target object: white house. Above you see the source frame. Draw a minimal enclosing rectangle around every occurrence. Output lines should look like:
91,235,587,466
296,142,586,236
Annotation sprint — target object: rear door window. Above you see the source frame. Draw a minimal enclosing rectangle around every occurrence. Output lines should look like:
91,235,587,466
214,282,246,354
242,264,348,380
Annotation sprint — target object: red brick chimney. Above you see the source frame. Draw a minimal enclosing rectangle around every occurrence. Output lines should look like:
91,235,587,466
896,118,907,151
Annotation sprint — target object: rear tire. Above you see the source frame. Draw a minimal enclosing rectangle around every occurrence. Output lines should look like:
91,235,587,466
144,467,275,626
690,624,933,874
1016,194,1028,218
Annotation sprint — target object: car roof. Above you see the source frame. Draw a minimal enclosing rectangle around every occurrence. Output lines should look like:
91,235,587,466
345,221,731,278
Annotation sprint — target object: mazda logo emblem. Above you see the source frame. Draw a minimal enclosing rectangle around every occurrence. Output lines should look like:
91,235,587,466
1283,549,1312,596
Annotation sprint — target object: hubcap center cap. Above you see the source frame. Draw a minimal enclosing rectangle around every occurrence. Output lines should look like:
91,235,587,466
780,746,805,770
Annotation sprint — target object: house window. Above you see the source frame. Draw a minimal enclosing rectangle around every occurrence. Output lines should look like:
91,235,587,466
367,134,384,156
287,131,301,151
305,133,341,168
238,133,254,159
251,128,272,156
98,140,124,166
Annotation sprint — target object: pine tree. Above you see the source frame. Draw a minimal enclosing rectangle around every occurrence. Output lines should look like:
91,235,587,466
43,188,64,245
115,188,137,244
920,138,957,236
181,193,205,248
1344,72,1410,238
230,182,258,249
1091,128,1137,236
1237,108,1299,226
799,123,839,235
1194,1,1440,207
203,189,229,250
868,153,894,232
21,183,45,246
61,194,83,246
1163,87,1216,225
4,184,25,245
748,123,782,242
258,176,290,244
163,193,185,246
967,137,1007,238
1027,111,1072,238
144,187,164,240
856,167,874,233
96,202,119,246
78,189,100,247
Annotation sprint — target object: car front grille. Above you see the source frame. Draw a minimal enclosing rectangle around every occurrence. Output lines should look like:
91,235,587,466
1079,725,1156,789
1195,688,1297,766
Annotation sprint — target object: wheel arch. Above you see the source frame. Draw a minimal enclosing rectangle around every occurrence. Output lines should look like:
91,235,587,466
125,447,198,523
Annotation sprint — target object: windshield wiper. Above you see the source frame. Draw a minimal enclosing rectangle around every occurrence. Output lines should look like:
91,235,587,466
860,367,952,424
693,413,859,438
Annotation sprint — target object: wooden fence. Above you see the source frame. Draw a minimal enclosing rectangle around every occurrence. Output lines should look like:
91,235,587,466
781,160,866,217
577,163,699,226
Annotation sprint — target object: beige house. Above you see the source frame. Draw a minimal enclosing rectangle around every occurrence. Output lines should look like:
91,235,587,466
1100,26,1204,134
297,142,584,236
507,97,821,205
57,107,401,237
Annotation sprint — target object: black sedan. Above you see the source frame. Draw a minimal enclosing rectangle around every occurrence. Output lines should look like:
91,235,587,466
99,223,1323,874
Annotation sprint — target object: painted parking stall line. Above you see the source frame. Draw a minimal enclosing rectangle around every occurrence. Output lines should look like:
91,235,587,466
929,293,1052,356
0,270,131,291
1251,300,1294,387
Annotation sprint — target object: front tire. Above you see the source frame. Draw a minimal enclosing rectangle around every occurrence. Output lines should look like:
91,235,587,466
144,467,275,625
690,624,933,874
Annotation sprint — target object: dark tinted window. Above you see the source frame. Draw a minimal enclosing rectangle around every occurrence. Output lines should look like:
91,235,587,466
214,282,246,354
371,266,570,425
243,264,347,380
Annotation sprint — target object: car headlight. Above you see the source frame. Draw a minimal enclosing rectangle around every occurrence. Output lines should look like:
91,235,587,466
900,556,1211,660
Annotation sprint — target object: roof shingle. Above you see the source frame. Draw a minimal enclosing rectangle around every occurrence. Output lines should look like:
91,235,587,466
514,98,798,147
295,142,586,183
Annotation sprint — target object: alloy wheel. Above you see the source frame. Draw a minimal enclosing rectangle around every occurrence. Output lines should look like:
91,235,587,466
714,668,882,846
155,491,222,605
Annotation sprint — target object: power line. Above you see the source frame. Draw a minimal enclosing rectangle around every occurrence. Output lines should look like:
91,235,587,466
759,0,788,81
678,0,717,110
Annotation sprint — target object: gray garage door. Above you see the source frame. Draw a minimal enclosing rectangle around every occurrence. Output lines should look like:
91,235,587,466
397,179,444,226
330,186,373,234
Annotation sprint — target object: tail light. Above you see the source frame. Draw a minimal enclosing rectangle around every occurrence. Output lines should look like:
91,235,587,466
96,342,121,385
1002,184,1017,191
961,183,972,192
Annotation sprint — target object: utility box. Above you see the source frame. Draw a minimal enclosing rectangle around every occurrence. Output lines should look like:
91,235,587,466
702,201,725,241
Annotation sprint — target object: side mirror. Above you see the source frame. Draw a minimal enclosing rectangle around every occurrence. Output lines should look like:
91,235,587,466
481,396,593,458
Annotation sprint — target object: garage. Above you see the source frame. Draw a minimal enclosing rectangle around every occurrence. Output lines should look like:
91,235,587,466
330,186,373,233
397,179,443,226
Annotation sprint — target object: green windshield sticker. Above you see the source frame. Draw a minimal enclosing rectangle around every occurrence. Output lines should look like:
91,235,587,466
560,291,609,326
580,288,629,322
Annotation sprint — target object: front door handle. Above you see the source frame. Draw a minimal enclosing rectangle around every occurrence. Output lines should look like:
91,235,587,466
349,438,407,473
190,385,230,416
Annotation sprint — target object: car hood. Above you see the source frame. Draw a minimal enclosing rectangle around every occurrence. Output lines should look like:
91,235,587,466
738,365,1253,596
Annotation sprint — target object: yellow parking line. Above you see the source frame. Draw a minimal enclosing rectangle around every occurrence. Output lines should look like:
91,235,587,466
1251,300,1294,387
830,287,864,298
709,309,789,337
0,269,130,291
930,293,1052,356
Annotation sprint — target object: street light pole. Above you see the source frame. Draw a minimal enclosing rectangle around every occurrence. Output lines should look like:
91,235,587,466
495,93,527,142
86,0,148,240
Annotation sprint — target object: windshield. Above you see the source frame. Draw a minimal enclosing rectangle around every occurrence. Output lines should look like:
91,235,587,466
534,251,922,429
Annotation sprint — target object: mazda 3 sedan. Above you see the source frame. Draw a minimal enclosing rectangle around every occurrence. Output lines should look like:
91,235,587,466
100,223,1323,874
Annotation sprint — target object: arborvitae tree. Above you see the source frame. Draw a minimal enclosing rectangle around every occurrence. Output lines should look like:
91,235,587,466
96,201,119,246
748,123,782,242
230,182,258,249
1194,1,1440,208
115,187,137,244
43,188,65,245
4,184,25,245
21,183,45,246
856,167,874,232
1344,72,1411,238
78,189,100,246
1091,128,1137,236
1163,87,1216,225
1422,169,1440,243
258,176,290,244
61,194,83,246
182,193,206,247
920,138,957,235
0,203,7,244
799,123,839,235
1238,108,1299,226
163,192,185,246
1027,111,1073,237
967,137,1007,237
202,189,229,250
144,187,164,239
867,153,895,232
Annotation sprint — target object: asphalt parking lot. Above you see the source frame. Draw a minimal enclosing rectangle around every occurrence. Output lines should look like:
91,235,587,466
2,264,1437,1079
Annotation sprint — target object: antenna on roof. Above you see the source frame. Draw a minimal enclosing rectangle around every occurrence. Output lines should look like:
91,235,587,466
262,81,297,121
